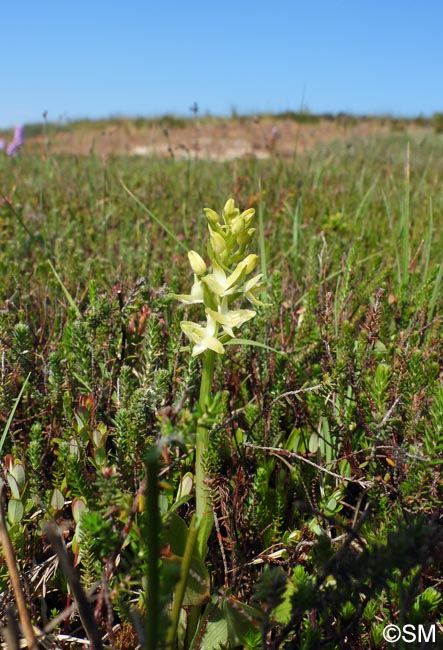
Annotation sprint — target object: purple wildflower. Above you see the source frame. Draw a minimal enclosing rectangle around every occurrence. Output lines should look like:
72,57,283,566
7,125,25,156
13,125,24,145
0,139,5,151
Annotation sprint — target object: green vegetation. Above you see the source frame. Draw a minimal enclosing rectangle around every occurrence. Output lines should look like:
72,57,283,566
432,112,443,134
0,132,443,648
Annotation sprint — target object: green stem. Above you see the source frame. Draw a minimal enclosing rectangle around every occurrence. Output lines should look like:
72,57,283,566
195,348,216,559
199,349,216,411
166,515,198,648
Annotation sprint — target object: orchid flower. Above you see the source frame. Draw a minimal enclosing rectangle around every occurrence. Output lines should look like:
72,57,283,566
180,313,224,356
202,256,258,298
173,200,269,356
206,297,255,338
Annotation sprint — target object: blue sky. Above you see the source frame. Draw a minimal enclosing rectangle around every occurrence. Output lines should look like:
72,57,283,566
2,1,442,128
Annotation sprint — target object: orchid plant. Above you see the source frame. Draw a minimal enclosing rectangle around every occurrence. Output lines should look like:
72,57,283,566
172,198,268,560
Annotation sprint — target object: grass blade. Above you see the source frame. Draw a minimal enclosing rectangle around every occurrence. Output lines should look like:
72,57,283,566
0,373,31,456
257,179,268,281
428,260,443,324
120,178,189,253
47,259,82,318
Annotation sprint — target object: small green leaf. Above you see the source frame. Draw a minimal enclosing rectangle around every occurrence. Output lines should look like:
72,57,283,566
162,513,189,556
308,517,323,536
176,473,194,502
339,459,352,477
192,593,262,649
325,496,337,512
67,438,80,459
10,463,26,490
72,529,79,556
309,432,319,453
8,498,24,524
92,424,108,448
51,489,65,512
273,580,296,624
94,446,107,467
7,475,20,499
72,497,87,523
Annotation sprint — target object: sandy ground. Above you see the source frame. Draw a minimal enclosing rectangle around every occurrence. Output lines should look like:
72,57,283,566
26,117,428,161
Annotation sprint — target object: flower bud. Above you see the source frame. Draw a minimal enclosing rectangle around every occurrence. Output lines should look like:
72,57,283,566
210,230,227,255
237,227,255,246
243,254,259,274
223,198,235,215
204,208,220,226
223,198,239,223
188,250,207,275
231,215,245,235
241,208,255,228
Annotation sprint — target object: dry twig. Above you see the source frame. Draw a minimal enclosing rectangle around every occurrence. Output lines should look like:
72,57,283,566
44,523,103,650
0,480,38,650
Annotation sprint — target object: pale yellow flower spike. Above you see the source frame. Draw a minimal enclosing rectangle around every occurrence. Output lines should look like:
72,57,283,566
175,199,270,356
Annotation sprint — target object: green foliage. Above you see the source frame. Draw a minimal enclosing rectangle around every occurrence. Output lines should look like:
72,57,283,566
252,565,288,612
432,112,443,134
274,111,321,124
